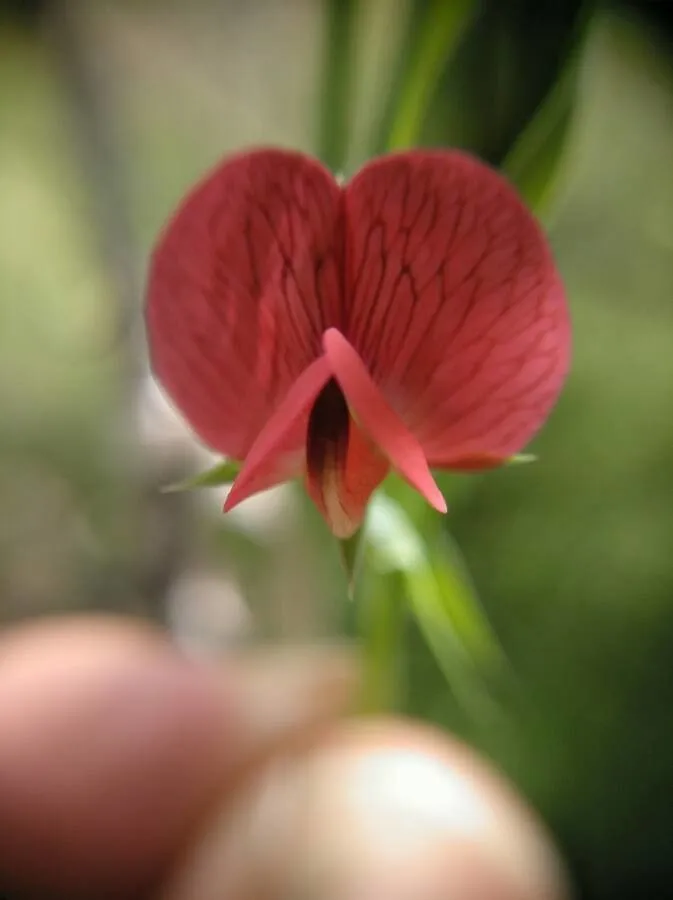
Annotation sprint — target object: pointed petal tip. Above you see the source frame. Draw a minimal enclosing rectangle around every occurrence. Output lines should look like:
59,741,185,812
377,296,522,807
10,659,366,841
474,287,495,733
409,468,447,515
434,491,448,515
322,328,446,516
222,479,247,513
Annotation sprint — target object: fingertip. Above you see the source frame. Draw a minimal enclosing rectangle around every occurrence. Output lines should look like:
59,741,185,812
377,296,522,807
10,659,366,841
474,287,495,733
0,618,360,900
161,718,572,900
0,616,234,899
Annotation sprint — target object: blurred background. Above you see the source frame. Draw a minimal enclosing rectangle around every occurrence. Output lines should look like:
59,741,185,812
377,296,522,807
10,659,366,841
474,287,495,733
1,1,673,897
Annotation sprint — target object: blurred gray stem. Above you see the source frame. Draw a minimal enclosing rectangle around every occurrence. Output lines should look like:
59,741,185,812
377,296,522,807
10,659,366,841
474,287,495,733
41,0,192,624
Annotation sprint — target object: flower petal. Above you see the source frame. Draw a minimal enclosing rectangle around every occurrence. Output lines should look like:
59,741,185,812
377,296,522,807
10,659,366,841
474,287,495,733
304,380,389,538
146,148,343,459
223,356,332,512
322,328,446,513
343,150,571,465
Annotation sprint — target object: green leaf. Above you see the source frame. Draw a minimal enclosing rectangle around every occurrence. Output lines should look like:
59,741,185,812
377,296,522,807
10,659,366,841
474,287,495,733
505,453,538,466
161,459,241,494
429,529,505,672
379,0,479,153
502,4,595,217
364,494,507,715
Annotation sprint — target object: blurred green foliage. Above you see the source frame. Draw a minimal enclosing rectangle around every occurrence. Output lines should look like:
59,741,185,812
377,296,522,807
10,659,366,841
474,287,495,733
1,2,673,899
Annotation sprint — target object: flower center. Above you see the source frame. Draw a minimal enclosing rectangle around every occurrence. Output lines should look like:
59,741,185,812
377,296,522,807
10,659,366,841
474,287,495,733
304,374,390,538
306,378,349,482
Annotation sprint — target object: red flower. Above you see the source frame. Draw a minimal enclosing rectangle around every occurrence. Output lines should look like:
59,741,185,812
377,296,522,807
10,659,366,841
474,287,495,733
147,148,570,537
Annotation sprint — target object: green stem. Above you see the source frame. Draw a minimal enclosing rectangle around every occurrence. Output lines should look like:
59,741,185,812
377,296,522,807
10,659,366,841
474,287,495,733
357,569,406,714
385,0,478,152
317,0,359,173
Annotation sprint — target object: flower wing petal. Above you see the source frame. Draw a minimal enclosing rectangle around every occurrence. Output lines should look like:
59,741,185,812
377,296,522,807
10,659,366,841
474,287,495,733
224,356,332,512
343,150,571,465
323,329,446,513
147,147,343,459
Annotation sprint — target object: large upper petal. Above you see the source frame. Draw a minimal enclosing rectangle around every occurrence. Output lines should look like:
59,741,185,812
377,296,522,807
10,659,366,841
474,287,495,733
342,151,571,466
146,148,344,459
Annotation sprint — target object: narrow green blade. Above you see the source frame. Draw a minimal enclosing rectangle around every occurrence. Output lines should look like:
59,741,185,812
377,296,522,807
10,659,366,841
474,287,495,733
503,4,595,216
365,494,507,715
161,459,241,494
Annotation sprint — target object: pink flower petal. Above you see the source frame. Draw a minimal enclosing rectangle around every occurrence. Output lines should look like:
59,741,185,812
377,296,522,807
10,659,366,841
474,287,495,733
146,148,343,459
304,381,389,538
224,356,332,512
322,328,446,513
343,150,570,465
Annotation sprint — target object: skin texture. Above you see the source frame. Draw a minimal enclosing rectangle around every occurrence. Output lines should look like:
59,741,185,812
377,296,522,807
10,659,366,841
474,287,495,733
0,618,356,900
0,616,571,900
147,148,570,535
